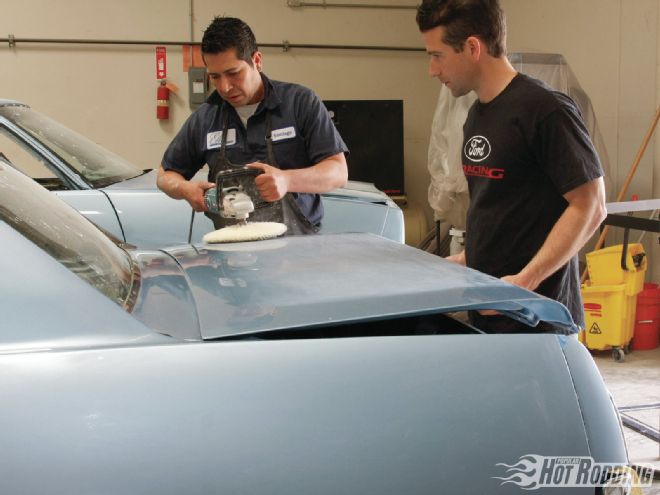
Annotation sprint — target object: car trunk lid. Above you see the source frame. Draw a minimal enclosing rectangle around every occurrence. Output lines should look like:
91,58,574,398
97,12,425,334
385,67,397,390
153,234,577,340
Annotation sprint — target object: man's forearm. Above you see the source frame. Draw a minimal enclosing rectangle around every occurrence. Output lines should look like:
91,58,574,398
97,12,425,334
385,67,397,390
516,208,596,289
285,153,348,193
156,165,214,211
248,153,348,201
156,166,189,200
511,178,606,290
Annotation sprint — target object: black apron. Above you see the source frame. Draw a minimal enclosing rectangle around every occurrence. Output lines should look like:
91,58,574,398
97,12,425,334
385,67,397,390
206,110,319,236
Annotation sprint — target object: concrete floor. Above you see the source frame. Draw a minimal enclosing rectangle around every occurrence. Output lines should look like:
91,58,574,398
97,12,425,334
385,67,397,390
593,345,660,493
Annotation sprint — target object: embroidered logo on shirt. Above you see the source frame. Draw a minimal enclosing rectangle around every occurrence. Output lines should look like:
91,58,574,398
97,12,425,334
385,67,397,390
271,126,296,142
207,129,236,149
463,164,505,180
464,135,491,162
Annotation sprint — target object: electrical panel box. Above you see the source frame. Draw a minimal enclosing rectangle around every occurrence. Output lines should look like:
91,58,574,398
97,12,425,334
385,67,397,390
189,67,209,110
323,100,404,196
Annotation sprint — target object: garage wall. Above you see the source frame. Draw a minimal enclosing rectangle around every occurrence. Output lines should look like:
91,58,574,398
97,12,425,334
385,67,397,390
0,0,437,245
0,0,658,279
504,0,659,281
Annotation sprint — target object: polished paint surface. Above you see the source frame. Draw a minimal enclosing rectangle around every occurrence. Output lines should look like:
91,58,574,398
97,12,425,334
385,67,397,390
0,334,605,494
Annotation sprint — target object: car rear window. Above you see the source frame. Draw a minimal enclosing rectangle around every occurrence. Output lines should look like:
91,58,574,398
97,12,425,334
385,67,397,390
0,163,135,306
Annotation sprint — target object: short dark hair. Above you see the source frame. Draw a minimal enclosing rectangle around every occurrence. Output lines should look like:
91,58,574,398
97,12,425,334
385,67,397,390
201,17,258,65
416,0,506,58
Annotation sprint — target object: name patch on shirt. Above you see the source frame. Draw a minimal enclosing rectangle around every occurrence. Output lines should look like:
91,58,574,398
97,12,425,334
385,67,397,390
207,129,236,149
271,126,296,143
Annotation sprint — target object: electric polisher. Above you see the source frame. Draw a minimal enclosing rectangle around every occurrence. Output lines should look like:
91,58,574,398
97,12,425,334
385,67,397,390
202,167,287,243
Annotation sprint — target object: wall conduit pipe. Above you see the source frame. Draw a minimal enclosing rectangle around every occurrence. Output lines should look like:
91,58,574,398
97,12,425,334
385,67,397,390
287,0,418,9
1,36,424,52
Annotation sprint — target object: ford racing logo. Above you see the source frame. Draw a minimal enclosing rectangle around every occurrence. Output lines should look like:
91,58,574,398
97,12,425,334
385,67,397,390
464,135,491,162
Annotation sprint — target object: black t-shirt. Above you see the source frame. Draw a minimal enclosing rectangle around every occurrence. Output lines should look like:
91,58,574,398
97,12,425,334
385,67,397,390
462,73,603,330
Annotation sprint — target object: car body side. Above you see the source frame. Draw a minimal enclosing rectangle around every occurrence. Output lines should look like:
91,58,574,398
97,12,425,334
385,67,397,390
0,100,404,247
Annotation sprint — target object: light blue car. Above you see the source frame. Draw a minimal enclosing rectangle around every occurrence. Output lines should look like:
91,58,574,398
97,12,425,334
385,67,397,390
0,161,631,494
0,99,404,247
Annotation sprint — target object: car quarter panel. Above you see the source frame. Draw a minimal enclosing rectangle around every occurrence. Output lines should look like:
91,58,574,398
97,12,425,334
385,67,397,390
55,190,125,242
131,250,202,340
561,337,629,464
319,196,403,242
0,335,592,494
103,188,197,248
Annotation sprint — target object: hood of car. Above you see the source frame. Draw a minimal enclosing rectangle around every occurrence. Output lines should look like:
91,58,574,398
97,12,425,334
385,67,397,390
132,233,578,340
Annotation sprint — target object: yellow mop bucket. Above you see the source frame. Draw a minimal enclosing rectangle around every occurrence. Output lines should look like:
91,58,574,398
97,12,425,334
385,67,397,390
580,243,646,361
581,283,637,360
585,243,646,291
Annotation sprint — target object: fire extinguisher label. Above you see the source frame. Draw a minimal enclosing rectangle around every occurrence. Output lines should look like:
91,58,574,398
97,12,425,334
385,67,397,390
207,129,237,149
156,46,167,80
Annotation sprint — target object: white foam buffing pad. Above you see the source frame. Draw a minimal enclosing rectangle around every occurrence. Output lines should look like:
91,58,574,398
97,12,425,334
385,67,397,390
203,221,288,244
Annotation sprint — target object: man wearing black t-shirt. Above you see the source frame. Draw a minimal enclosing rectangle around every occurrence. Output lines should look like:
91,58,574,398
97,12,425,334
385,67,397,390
416,0,607,334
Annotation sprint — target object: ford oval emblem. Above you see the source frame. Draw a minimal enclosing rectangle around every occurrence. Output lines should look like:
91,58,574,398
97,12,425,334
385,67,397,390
464,135,491,163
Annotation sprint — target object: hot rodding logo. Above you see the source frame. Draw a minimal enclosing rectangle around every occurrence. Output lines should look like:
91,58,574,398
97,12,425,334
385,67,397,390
493,454,653,490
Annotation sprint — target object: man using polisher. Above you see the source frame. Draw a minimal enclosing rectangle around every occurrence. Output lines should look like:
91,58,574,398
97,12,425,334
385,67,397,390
157,16,348,237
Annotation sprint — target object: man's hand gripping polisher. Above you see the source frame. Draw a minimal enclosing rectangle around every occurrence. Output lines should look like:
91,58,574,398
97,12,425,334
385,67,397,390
204,167,270,225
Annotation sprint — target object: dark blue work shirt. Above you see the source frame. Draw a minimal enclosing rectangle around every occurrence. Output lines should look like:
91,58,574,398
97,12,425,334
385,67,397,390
161,73,348,226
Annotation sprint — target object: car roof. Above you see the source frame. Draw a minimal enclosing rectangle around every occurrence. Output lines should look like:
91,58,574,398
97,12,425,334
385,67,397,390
162,234,577,339
0,99,28,108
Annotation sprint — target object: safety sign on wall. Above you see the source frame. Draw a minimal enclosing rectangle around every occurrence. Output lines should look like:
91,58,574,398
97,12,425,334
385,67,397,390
156,46,167,80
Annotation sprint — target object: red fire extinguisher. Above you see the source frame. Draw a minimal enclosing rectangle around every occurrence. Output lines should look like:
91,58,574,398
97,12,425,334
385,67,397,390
157,80,170,120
